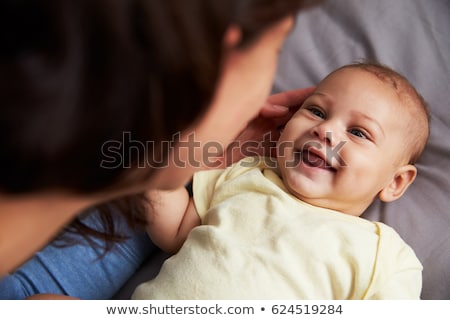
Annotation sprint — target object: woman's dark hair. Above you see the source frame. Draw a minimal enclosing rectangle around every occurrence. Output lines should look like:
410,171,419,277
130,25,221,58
0,0,315,245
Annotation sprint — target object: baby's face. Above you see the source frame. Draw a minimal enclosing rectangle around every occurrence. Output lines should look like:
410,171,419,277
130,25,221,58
277,68,410,216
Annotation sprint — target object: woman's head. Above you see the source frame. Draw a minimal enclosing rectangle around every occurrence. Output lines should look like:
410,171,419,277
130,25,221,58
0,0,314,196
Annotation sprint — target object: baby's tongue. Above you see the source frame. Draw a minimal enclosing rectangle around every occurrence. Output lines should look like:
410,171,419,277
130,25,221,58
303,151,327,169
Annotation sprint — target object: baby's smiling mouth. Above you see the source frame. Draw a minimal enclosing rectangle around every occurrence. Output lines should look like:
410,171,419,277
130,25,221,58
295,148,337,172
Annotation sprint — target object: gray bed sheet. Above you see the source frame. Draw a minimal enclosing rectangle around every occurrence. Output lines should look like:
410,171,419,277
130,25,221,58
115,0,450,300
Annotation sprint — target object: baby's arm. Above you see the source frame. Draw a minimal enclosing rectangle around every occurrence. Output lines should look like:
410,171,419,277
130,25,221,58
145,187,200,253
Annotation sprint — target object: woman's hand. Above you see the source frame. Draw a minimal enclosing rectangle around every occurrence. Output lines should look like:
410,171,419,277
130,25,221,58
218,86,315,167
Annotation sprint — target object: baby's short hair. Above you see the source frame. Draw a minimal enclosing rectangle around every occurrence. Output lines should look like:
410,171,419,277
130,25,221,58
338,62,430,164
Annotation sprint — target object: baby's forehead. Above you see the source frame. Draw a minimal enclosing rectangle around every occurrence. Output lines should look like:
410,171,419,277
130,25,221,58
324,66,388,84
323,68,410,109
327,65,411,96
317,68,402,102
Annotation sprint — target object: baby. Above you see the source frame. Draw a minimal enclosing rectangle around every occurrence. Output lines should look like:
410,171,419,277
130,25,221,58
132,62,429,299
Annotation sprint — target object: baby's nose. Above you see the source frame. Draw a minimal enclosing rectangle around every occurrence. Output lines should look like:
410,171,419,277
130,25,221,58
312,122,336,146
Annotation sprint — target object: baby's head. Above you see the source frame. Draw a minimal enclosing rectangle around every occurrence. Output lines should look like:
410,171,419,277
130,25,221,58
277,62,429,216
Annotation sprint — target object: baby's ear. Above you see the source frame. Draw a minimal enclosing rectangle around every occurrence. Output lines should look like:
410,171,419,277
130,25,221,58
378,165,417,202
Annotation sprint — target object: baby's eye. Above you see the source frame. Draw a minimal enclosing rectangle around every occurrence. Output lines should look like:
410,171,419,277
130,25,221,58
349,128,368,139
306,106,325,119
